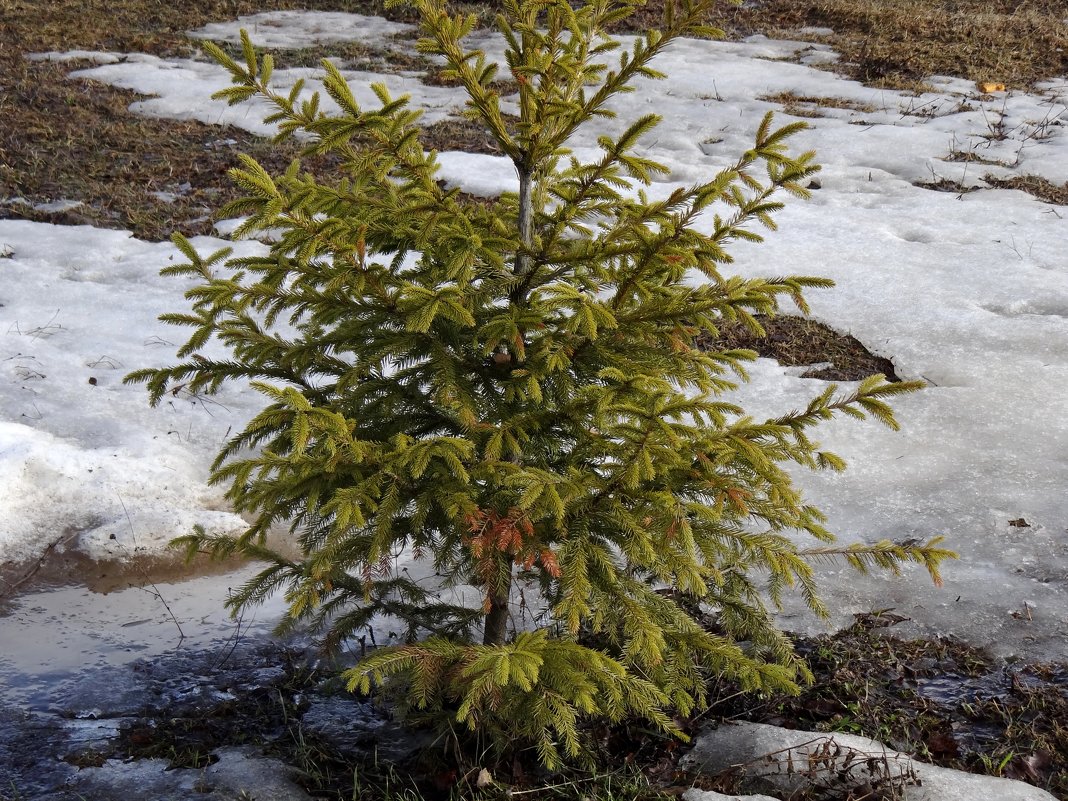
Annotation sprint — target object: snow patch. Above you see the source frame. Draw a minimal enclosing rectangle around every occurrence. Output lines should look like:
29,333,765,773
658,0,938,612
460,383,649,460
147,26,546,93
188,11,415,49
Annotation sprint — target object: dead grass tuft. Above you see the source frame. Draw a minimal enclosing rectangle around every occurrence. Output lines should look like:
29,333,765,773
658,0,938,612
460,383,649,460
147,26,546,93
945,150,1012,167
913,177,979,196
759,91,878,118
915,170,1068,206
984,174,1068,206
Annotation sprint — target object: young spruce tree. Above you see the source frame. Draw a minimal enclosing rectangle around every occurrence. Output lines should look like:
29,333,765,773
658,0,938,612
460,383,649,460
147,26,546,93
128,0,953,767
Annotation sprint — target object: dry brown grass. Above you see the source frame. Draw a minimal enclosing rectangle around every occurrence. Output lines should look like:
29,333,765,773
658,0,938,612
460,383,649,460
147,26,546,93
422,116,507,155
911,170,1068,206
2,0,420,56
0,1,347,237
215,38,406,70
0,57,361,239
0,0,481,239
984,174,1068,206
945,150,1013,167
710,0,1068,90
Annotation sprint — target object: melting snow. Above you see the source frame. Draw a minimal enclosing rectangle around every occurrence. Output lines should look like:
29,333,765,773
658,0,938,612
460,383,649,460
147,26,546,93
3,11,1068,660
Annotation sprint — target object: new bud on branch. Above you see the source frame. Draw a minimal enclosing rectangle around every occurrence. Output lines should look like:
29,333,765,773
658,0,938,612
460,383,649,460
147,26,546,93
126,0,954,767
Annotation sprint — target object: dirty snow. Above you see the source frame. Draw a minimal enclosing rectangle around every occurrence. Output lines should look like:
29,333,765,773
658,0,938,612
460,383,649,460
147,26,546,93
3,11,1068,660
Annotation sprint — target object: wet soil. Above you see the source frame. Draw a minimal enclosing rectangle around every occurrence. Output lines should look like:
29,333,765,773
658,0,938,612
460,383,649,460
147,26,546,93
0,636,428,800
3,563,1067,801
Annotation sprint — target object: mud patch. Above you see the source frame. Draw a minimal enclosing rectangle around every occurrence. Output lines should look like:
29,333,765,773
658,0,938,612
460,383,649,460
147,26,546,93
0,547,247,609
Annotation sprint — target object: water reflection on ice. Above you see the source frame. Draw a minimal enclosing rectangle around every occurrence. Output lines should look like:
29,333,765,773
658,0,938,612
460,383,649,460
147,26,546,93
0,563,288,709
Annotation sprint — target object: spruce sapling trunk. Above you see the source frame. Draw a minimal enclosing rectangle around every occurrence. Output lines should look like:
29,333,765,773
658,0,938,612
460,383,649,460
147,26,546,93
481,163,534,647
483,572,512,645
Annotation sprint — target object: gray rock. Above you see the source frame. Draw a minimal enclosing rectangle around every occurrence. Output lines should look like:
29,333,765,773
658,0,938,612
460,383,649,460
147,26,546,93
683,791,780,801
206,746,314,800
60,756,202,801
61,747,313,801
301,697,433,764
681,721,1057,801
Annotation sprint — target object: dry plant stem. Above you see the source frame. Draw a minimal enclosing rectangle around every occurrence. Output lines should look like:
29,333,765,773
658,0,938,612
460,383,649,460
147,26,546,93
716,736,919,800
118,494,186,645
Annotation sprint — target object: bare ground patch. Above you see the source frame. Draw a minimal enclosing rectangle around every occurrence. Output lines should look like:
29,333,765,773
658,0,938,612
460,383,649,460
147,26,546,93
1,1,376,238
698,314,902,382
